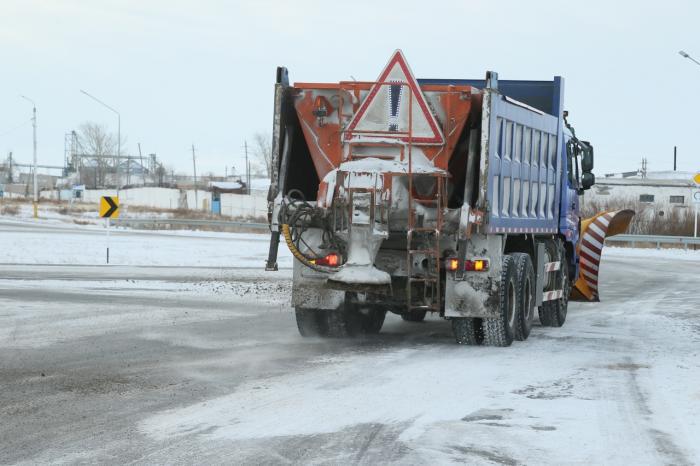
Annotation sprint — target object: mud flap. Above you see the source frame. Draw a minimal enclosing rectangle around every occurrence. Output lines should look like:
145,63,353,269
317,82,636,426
570,209,635,302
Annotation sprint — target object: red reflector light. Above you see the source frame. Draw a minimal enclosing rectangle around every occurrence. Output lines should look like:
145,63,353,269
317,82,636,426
446,258,459,272
312,253,340,267
465,259,489,272
312,96,332,118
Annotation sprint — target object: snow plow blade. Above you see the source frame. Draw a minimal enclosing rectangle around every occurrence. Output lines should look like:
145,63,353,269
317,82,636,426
570,209,635,302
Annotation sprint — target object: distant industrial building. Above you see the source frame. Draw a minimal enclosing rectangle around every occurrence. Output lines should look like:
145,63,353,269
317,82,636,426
586,170,698,216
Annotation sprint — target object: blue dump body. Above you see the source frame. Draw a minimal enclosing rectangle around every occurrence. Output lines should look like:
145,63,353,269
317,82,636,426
418,78,563,117
420,76,580,263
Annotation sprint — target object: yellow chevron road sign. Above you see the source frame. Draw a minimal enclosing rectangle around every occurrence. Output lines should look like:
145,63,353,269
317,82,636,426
99,196,119,218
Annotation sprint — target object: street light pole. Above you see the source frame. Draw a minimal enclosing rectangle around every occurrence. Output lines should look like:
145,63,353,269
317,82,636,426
679,50,700,67
80,90,121,182
21,95,38,218
678,51,700,236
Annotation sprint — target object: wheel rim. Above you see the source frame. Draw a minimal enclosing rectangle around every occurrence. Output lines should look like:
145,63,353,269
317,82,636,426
543,248,554,289
507,280,516,327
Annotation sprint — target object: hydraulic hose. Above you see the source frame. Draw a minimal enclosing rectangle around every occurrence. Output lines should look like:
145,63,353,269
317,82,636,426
281,223,334,273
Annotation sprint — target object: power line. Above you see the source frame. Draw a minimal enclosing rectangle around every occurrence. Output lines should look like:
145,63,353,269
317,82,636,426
0,118,32,138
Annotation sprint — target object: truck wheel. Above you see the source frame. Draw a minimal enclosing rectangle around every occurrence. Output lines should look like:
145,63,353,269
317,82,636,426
538,240,570,327
451,318,484,345
360,308,387,334
324,307,361,337
402,310,427,322
511,252,535,341
483,255,517,347
349,293,386,334
294,307,327,337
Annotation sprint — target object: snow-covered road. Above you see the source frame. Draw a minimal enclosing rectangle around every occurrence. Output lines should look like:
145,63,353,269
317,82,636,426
1,220,699,464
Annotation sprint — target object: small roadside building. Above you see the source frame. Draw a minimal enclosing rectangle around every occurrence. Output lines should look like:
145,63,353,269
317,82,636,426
208,180,247,214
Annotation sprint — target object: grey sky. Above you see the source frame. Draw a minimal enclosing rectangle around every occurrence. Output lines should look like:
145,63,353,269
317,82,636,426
1,0,699,178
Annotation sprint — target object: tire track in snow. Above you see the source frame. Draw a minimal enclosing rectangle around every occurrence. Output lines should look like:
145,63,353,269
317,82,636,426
615,357,691,465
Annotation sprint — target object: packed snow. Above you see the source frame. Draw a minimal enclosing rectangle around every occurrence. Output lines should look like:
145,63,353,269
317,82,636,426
0,217,291,268
136,248,700,464
3,216,700,464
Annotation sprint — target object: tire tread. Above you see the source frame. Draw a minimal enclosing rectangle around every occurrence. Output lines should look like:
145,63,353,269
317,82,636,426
511,252,534,341
483,255,516,347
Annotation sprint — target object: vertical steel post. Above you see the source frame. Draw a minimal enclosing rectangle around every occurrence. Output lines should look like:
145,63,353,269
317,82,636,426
191,144,198,208
21,96,38,218
244,140,250,195
106,217,110,264
674,146,677,171
32,105,37,218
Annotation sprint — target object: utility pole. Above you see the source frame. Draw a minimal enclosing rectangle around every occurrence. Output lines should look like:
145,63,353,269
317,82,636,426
126,154,130,187
192,144,198,208
674,146,677,171
21,96,38,218
244,140,250,195
138,143,145,186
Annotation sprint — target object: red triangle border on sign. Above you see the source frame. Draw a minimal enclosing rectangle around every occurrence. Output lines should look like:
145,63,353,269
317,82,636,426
344,50,444,145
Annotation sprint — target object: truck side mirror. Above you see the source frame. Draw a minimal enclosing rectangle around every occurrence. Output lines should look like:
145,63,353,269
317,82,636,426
581,145,594,172
581,172,595,191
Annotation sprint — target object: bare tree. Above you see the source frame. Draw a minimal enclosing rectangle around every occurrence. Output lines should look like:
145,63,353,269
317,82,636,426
252,132,272,177
76,122,127,188
78,122,118,155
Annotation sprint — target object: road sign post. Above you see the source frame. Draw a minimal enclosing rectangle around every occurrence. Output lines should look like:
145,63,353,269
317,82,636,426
692,174,700,238
693,190,699,238
99,196,119,263
106,218,110,263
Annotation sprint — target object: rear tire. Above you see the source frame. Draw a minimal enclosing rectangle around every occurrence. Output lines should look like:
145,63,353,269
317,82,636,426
402,310,427,322
451,318,484,345
323,293,387,337
295,307,327,337
483,255,517,347
324,307,360,337
358,307,387,334
538,240,570,328
511,252,535,341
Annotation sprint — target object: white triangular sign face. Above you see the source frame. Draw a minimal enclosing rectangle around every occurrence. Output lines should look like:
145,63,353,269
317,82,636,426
345,50,444,145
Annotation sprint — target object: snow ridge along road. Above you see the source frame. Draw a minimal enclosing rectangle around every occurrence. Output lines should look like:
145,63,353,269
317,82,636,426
0,218,292,268
1,219,699,464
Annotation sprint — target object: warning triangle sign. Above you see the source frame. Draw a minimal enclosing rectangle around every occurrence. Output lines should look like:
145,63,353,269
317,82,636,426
345,50,444,145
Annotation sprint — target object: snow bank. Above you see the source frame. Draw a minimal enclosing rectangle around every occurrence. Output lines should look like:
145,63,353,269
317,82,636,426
0,220,291,268
604,246,700,261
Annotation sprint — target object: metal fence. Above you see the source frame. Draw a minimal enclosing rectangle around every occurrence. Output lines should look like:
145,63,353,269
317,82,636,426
606,234,700,249
113,217,268,231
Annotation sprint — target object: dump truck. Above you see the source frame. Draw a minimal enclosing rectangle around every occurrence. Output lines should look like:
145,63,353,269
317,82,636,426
265,50,631,346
